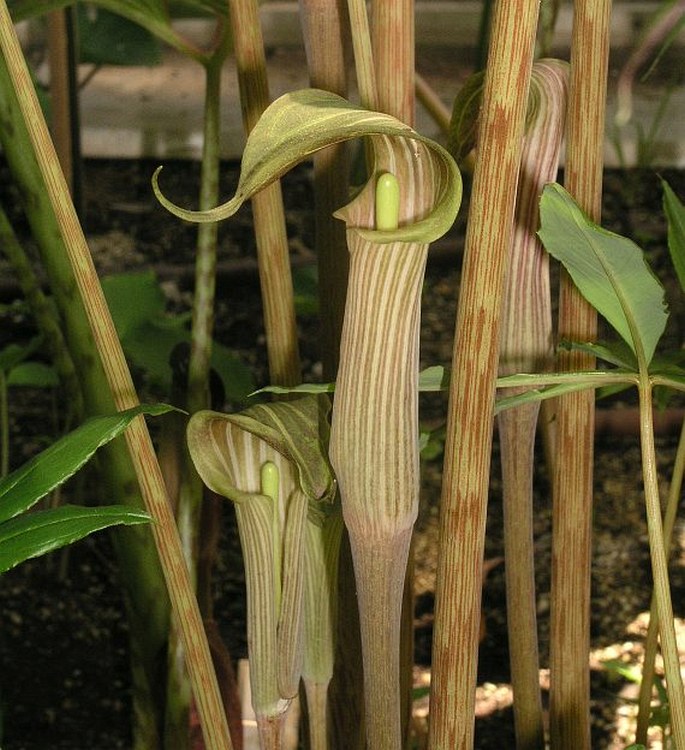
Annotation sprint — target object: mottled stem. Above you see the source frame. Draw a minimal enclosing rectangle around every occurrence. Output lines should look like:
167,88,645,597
550,4,610,747
429,3,540,748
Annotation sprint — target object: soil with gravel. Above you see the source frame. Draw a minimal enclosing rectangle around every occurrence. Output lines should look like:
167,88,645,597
1,159,685,749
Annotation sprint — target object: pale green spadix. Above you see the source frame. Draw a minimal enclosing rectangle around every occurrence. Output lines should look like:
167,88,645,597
375,172,400,231
260,460,282,616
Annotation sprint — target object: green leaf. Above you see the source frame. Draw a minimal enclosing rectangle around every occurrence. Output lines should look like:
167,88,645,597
601,658,642,683
169,0,228,17
6,361,59,388
7,0,205,60
663,179,685,294
253,382,334,397
447,71,485,162
0,338,42,372
0,403,174,524
102,271,167,338
77,6,162,66
102,271,254,399
255,365,451,397
557,339,638,369
7,0,71,21
154,89,462,245
0,504,150,574
538,183,668,367
292,265,319,316
210,344,255,405
417,365,451,392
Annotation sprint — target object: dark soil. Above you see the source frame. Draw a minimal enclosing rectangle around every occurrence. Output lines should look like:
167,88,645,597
1,159,685,749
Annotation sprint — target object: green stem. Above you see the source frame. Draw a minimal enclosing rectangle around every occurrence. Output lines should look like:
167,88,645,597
637,376,685,747
0,203,82,424
346,0,378,109
165,37,230,748
636,415,685,743
0,20,169,747
499,405,545,750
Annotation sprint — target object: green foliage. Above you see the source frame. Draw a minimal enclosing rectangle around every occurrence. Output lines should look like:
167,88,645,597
102,270,254,404
603,658,671,741
77,6,162,66
663,179,685,292
538,183,668,367
0,503,149,573
8,0,228,60
0,338,57,387
0,404,174,573
292,265,319,317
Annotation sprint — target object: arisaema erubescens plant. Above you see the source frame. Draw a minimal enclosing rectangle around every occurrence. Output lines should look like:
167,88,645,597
493,180,685,748
154,86,462,750
186,395,338,750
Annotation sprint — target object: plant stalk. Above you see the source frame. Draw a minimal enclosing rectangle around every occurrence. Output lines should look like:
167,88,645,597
637,377,685,747
0,203,82,421
330,231,427,750
165,33,231,748
298,0,350,380
549,3,610,747
229,0,301,387
428,3,540,748
0,19,169,748
636,413,685,743
497,59,567,750
348,527,413,750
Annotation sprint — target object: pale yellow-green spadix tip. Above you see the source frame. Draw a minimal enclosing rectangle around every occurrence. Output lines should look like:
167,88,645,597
375,172,400,231
261,460,281,615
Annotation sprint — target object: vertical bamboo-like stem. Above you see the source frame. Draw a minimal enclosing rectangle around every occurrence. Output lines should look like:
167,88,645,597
371,0,414,123
428,4,540,748
0,7,233,749
229,0,301,387
549,4,610,748
298,0,350,380
1,15,170,748
47,7,80,207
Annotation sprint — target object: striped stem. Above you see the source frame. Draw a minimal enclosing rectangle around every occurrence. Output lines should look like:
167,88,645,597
550,4,610,747
498,59,568,750
428,3,540,748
